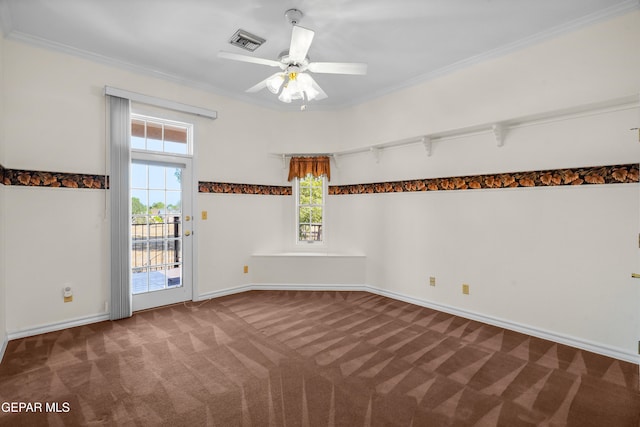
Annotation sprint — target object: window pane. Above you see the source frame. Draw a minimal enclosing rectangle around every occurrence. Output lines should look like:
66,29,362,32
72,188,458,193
299,207,311,224
131,163,147,188
132,267,149,294
148,166,165,190
311,187,323,204
147,138,163,152
299,224,311,240
131,189,148,214
311,207,322,223
164,124,187,143
131,242,148,269
166,168,181,190
130,115,192,155
166,191,181,214
131,136,146,150
146,121,163,140
148,240,165,268
148,190,165,214
165,141,187,155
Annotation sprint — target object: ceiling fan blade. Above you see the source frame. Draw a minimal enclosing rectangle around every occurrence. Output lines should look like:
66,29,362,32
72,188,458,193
289,26,315,64
307,62,368,75
218,51,282,68
246,72,285,93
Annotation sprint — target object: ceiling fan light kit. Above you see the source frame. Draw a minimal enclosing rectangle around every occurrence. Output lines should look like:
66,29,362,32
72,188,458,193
218,9,367,108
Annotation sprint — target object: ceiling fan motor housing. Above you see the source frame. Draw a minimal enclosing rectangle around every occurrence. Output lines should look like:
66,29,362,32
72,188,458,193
285,9,303,25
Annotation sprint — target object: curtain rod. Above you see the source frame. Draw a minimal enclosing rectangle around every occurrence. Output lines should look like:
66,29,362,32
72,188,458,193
104,86,217,119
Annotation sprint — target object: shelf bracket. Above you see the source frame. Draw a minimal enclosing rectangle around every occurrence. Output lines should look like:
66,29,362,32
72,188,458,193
422,136,432,157
370,147,380,163
492,123,505,147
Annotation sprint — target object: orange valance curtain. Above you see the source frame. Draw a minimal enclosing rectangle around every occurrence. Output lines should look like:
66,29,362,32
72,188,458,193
287,156,331,181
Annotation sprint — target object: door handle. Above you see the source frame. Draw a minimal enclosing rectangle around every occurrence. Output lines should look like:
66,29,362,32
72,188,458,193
632,273,640,279
185,231,191,237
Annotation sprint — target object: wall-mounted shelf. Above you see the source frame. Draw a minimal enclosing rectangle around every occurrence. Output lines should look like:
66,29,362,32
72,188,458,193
272,94,639,163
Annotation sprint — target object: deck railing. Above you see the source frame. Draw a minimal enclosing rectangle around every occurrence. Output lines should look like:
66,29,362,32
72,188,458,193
131,216,181,271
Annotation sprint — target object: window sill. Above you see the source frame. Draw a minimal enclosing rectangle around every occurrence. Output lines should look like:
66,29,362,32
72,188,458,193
250,253,366,284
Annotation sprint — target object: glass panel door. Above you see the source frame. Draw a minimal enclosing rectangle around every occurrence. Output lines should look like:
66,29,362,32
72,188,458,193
130,158,192,310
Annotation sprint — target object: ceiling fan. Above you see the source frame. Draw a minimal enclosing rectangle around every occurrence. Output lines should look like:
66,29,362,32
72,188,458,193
218,9,367,107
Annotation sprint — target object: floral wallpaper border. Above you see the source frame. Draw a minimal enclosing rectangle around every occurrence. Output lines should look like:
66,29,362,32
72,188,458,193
328,164,638,195
2,168,107,189
198,181,292,195
1,164,637,195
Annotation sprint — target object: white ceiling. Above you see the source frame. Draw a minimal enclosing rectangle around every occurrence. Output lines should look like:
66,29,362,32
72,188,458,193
0,0,637,111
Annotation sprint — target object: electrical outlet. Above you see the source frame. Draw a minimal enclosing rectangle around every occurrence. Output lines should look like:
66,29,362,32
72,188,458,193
429,276,436,286
63,286,73,303
462,284,470,295
243,265,249,274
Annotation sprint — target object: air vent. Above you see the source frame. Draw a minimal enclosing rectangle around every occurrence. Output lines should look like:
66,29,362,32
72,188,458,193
228,29,266,52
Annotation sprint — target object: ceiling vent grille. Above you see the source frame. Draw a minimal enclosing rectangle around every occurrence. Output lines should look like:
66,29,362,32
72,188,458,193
228,29,266,52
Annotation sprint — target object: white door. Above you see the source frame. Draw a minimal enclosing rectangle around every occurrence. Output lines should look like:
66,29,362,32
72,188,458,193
130,155,193,311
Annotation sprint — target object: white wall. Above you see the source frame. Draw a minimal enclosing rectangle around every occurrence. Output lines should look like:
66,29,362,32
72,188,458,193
197,193,286,296
0,9,638,362
0,27,7,358
324,103,640,359
313,11,640,359
1,39,290,332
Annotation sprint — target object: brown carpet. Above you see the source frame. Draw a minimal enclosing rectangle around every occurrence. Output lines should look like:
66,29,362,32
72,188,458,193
0,291,638,426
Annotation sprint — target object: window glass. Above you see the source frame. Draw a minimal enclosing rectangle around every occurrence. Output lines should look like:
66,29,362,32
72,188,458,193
296,174,325,243
130,115,191,155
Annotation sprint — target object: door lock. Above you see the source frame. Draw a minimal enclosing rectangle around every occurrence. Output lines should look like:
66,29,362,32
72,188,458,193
185,216,191,221
185,231,191,236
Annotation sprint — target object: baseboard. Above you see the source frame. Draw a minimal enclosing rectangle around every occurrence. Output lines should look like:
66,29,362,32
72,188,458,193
252,283,368,292
197,283,367,301
367,287,639,365
198,283,638,364
7,313,110,341
197,284,254,301
4,285,636,365
0,334,8,364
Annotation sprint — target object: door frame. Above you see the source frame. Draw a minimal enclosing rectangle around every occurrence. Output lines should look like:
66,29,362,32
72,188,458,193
130,150,194,311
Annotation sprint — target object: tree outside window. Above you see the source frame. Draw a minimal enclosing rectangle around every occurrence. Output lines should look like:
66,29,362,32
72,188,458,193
297,174,325,243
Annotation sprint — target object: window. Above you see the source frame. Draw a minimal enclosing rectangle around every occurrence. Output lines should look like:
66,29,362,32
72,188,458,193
296,174,326,244
131,114,192,155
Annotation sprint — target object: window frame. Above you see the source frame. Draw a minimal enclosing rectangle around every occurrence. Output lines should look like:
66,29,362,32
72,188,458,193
130,113,194,156
294,174,327,246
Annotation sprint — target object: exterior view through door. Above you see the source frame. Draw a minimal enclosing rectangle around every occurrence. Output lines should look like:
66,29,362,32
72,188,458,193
130,114,194,311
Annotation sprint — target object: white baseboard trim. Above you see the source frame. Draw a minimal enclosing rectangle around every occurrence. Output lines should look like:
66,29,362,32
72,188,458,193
197,284,254,301
198,283,638,364
252,283,368,292
7,313,110,341
3,285,636,365
366,287,639,365
197,283,367,301
0,334,8,364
